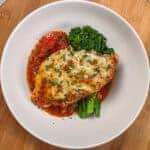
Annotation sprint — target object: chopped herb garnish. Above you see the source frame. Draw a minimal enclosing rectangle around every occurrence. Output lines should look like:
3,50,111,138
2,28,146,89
87,59,93,64
62,55,66,61
54,68,60,72
87,59,98,65
70,50,74,56
51,58,54,62
71,80,76,85
66,80,70,85
64,61,75,73
45,64,52,70
105,64,111,71
94,67,100,73
76,70,85,78
47,80,56,86
74,88,85,92
63,93,67,99
60,80,63,84
68,46,71,51
47,79,60,86
69,63,75,69
74,89,81,92
64,65,72,73
54,68,62,76
82,54,88,59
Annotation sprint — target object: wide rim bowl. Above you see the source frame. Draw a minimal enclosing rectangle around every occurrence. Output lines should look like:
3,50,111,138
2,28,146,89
1,0,149,149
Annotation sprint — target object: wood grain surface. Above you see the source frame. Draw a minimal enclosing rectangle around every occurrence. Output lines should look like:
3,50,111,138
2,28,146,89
0,0,150,150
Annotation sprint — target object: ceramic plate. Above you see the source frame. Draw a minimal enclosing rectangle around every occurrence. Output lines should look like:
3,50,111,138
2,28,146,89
1,0,149,149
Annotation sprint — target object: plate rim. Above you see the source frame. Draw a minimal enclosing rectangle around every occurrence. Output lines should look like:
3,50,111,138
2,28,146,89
0,0,150,149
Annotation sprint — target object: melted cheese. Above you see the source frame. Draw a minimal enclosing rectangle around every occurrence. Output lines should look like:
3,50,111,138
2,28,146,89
31,46,117,106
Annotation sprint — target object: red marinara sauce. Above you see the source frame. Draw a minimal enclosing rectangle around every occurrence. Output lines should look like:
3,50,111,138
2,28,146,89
97,82,112,100
27,31,74,117
45,103,74,117
27,30,111,117
45,84,111,117
27,31,69,91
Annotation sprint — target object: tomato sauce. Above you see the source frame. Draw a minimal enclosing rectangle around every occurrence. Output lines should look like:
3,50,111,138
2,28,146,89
45,104,74,117
98,82,112,100
27,31,111,117
44,84,111,117
27,31,69,91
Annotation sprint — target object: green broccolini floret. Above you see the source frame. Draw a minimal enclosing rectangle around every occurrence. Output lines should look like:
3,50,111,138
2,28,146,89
69,26,114,54
77,93,101,118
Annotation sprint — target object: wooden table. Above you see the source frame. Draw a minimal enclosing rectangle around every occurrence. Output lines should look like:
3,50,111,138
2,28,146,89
0,0,150,149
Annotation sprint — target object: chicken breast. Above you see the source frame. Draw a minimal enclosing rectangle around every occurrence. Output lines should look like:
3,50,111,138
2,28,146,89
31,46,118,108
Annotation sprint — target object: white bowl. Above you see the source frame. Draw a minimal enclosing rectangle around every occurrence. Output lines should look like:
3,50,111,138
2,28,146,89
1,0,149,149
